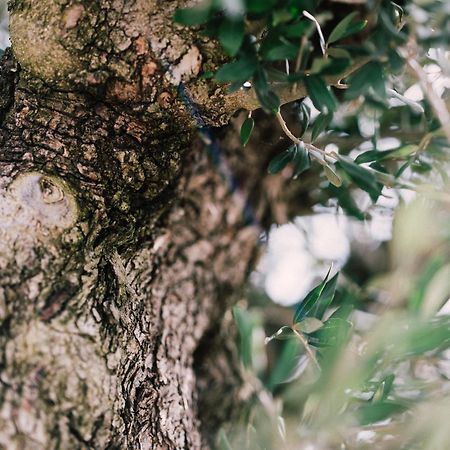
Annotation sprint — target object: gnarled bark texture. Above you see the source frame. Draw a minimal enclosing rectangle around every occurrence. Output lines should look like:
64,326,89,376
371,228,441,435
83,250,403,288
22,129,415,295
0,1,292,448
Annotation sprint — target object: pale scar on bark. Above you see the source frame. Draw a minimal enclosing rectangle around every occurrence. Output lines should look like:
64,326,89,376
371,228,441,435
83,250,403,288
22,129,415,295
8,172,78,230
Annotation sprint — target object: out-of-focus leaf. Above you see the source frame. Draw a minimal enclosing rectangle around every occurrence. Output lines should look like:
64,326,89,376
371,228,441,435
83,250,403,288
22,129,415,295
400,318,450,356
280,20,310,38
329,185,365,220
215,57,257,83
328,12,367,44
174,5,210,25
240,117,255,146
262,39,298,61
305,75,338,113
311,113,332,142
355,145,418,164
254,68,280,113
297,102,311,137
357,401,407,425
232,306,253,368
409,256,445,313
219,19,245,56
267,339,301,390
218,429,233,450
265,326,295,344
307,317,352,348
293,142,311,177
246,0,276,13
310,58,350,76
294,317,324,334
324,164,343,187
345,61,387,100
337,156,383,202
268,148,294,174
372,374,395,402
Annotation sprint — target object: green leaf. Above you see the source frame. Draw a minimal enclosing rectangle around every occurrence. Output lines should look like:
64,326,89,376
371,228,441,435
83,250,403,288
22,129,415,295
337,156,383,202
219,19,245,56
328,12,358,44
253,68,280,113
265,326,295,344
297,102,311,137
293,143,311,177
310,57,351,76
324,164,342,187
311,113,332,142
280,20,310,38
329,185,365,221
246,0,276,13
240,117,255,146
372,374,395,402
268,148,294,174
355,149,396,164
409,256,445,313
263,41,298,61
215,57,257,83
345,61,387,100
232,306,253,368
174,6,210,25
327,47,352,59
314,273,339,320
218,429,233,450
272,8,294,26
342,20,367,40
293,280,328,325
357,401,407,426
293,269,338,324
266,339,301,390
294,317,324,334
402,318,450,356
328,12,367,44
305,75,338,113
355,145,418,164
307,317,352,348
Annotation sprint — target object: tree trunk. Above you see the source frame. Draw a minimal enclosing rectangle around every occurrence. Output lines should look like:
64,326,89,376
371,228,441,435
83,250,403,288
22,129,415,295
0,2,273,448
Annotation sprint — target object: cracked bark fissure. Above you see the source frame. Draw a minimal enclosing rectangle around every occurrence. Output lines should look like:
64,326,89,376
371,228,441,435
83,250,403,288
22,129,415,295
0,1,272,449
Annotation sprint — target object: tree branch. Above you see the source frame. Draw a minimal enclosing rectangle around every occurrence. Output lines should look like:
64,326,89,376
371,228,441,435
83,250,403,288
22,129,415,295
222,57,371,113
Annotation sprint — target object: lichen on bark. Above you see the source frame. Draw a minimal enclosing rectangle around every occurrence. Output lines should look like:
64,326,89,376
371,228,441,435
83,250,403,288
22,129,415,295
0,1,267,447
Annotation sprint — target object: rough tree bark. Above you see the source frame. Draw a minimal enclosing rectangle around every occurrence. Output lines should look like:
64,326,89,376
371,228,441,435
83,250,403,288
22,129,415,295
0,1,361,448
0,1,275,449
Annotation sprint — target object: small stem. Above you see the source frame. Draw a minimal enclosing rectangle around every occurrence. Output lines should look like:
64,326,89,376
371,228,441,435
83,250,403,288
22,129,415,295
275,111,335,163
276,111,303,145
292,35,308,94
295,35,307,73
405,55,450,143
293,328,321,371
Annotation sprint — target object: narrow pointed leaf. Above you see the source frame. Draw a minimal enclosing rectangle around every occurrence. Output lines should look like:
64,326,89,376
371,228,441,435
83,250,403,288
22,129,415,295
268,148,294,174
219,19,245,56
324,164,343,187
328,12,359,44
265,326,295,344
305,75,338,113
240,117,255,146
293,268,332,324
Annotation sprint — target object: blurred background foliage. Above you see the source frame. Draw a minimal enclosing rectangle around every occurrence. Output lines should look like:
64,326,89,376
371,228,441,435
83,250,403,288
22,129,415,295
174,0,450,448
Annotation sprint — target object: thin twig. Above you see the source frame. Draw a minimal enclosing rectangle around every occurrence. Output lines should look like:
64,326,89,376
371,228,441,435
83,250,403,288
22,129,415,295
405,55,450,143
293,328,321,371
292,35,308,94
275,111,333,163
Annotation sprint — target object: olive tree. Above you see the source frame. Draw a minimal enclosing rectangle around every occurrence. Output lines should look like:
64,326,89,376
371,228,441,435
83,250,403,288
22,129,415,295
0,0,448,449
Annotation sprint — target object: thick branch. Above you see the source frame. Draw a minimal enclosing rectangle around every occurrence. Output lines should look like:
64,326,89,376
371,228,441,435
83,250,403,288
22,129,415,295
222,57,371,113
